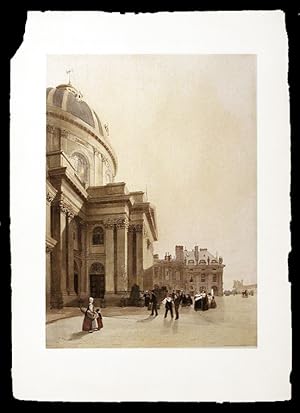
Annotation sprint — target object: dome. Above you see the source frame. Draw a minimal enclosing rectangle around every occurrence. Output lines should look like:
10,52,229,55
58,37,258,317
46,83,104,136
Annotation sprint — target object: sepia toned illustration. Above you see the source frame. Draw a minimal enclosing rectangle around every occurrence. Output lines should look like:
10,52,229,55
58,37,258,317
46,55,257,348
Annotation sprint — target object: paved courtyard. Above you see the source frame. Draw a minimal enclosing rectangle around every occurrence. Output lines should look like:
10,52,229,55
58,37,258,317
46,295,257,348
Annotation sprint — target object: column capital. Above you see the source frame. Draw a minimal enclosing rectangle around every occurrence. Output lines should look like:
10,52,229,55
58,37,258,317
46,244,52,254
47,124,56,135
104,216,129,229
57,197,75,219
60,128,69,139
128,223,143,233
116,217,129,229
46,191,55,204
67,210,75,220
104,218,115,229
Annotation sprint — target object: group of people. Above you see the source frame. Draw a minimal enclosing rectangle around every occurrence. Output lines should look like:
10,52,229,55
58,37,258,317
194,291,216,311
145,289,217,320
80,289,217,332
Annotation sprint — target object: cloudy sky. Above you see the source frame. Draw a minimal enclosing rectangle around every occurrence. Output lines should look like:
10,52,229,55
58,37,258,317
47,54,256,289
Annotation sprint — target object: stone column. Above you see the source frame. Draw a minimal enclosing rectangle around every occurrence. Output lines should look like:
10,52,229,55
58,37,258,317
46,246,52,309
46,191,55,309
46,196,51,237
135,224,144,289
66,212,76,300
104,221,115,294
51,201,68,308
79,221,87,298
116,218,129,294
127,226,134,290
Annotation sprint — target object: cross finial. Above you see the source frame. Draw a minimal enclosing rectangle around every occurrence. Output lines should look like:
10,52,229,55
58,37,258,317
66,68,73,85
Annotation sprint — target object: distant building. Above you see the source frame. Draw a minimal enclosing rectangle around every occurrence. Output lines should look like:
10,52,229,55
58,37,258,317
143,246,225,296
232,280,257,294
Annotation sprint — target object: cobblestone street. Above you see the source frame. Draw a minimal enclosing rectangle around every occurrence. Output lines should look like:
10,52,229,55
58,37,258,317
46,295,257,348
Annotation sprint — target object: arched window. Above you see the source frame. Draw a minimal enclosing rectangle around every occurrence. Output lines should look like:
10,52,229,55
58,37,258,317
92,226,104,245
90,262,105,274
71,152,89,185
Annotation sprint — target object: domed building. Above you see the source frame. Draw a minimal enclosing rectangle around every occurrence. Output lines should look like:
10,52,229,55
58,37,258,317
46,82,158,308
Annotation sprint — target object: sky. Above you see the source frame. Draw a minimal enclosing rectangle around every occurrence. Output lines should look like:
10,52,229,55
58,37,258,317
47,54,257,289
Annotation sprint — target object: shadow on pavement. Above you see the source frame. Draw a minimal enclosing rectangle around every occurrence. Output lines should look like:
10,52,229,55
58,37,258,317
137,315,157,323
67,331,89,341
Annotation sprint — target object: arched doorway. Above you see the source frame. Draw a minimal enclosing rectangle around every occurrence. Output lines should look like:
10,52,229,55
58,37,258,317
212,285,218,296
74,261,79,295
89,262,105,298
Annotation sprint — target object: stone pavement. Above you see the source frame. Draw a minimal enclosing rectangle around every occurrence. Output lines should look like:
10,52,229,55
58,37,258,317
46,295,257,348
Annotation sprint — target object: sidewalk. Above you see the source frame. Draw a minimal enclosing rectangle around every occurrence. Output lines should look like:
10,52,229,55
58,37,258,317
46,305,153,324
46,307,81,324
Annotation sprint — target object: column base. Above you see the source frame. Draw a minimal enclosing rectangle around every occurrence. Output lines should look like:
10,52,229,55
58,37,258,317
50,291,64,309
62,292,81,307
104,292,125,307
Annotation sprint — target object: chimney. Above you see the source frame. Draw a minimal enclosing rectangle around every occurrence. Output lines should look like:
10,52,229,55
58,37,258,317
175,245,184,262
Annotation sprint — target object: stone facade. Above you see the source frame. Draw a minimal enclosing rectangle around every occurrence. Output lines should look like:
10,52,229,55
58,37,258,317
46,83,158,308
232,280,257,294
144,246,225,296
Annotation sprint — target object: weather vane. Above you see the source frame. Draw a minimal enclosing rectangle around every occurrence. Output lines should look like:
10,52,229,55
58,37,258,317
66,68,73,85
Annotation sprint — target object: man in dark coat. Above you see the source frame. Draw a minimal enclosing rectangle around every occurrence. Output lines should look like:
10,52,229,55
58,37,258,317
150,290,158,316
143,291,150,308
174,292,182,320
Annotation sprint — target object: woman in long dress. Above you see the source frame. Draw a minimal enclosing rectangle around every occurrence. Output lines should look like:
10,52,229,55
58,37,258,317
194,293,202,311
201,292,209,311
81,297,99,333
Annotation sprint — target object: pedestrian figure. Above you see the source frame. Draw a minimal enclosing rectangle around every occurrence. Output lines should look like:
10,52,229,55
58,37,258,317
194,292,202,311
81,297,99,333
174,292,182,320
210,296,217,309
96,308,103,330
201,291,209,311
150,290,158,316
163,294,174,319
186,294,193,306
144,290,150,308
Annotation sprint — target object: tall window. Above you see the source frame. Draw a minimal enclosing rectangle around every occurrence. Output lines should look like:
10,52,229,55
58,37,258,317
165,270,169,281
71,152,89,185
213,274,217,282
92,226,104,245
